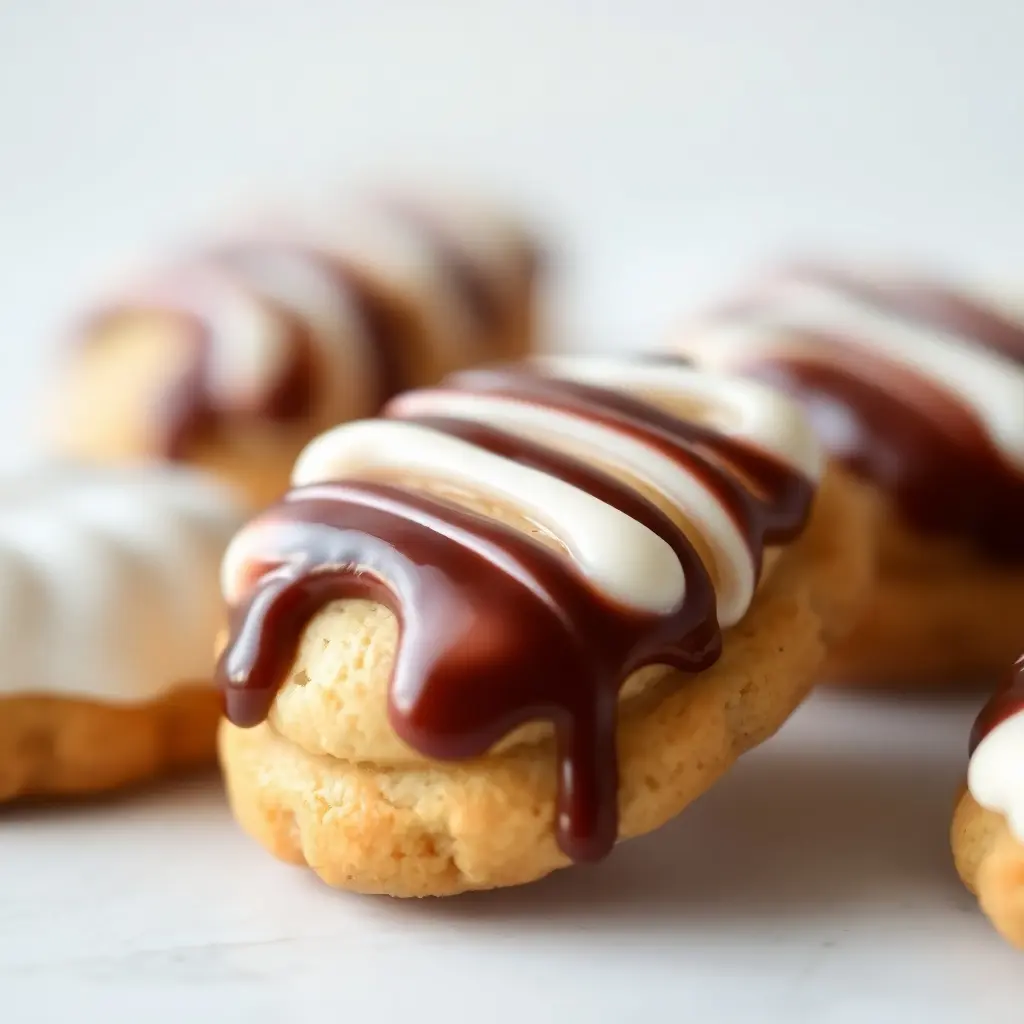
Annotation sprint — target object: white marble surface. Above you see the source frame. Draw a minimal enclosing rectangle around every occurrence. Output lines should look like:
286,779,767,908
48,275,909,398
2,2,1024,1020
3,693,1019,1023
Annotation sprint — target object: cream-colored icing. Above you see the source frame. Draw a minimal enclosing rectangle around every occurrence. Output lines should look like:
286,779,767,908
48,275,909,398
680,277,1024,471
0,465,246,703
533,356,825,481
968,709,1024,844
385,389,756,626
289,419,685,615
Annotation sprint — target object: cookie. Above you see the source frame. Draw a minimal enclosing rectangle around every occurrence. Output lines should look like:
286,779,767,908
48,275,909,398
953,655,1024,946
0,465,245,801
672,264,1024,685
51,190,540,506
216,357,874,895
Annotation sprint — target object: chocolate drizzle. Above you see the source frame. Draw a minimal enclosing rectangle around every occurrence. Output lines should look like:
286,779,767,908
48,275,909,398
216,368,815,861
970,655,1024,755
718,267,1024,560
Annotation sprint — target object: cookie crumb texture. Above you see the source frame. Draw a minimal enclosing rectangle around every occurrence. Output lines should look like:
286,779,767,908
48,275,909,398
0,687,220,802
219,467,872,896
953,789,1024,948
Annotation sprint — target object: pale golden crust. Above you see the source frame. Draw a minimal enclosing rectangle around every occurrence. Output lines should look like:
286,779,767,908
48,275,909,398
0,686,221,803
218,465,873,896
953,788,1024,948
826,498,1024,687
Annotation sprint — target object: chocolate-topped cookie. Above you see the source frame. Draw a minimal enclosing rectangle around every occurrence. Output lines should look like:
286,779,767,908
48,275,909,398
51,189,541,506
672,263,1024,685
215,356,873,895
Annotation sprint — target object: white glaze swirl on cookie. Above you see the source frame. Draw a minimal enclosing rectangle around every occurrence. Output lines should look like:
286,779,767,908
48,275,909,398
0,466,245,703
673,265,1024,558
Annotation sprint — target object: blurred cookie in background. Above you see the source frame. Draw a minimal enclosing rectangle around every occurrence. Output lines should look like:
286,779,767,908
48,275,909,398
671,262,1024,687
50,187,543,507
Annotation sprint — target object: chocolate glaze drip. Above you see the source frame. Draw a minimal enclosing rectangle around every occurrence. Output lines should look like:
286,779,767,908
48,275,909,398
722,267,1024,560
217,370,814,861
970,655,1024,755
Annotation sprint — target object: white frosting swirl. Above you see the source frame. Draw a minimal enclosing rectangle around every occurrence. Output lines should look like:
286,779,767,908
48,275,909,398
0,465,246,703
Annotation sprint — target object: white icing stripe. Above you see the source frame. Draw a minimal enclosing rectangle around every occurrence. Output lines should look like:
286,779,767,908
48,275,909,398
386,389,757,628
533,356,825,481
968,710,1024,844
0,466,246,703
217,251,378,421
290,420,686,615
685,278,1024,470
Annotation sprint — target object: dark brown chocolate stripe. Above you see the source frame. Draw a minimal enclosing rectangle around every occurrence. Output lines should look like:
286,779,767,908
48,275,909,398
400,413,721,669
439,369,815,557
718,267,1024,560
741,349,1024,558
218,480,716,862
970,655,1024,755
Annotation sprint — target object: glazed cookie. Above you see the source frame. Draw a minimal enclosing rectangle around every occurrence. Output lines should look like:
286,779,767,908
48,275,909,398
51,190,540,506
216,357,873,896
953,655,1024,946
672,264,1024,685
0,465,245,801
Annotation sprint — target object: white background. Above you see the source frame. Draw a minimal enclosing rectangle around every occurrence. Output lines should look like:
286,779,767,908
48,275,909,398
2,2,1023,1020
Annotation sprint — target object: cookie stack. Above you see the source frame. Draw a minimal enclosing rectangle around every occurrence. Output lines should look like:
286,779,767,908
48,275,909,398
5,201,1024,948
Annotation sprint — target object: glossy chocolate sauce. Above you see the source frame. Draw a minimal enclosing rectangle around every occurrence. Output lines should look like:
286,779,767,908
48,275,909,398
970,655,1024,755
217,371,814,861
723,268,1024,560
